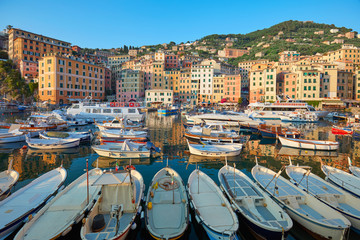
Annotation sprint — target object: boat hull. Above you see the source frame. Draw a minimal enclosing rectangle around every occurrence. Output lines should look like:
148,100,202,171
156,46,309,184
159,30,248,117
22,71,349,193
278,137,339,150
259,129,300,139
0,135,25,144
188,144,241,157
27,139,80,149
184,132,241,143
92,147,150,159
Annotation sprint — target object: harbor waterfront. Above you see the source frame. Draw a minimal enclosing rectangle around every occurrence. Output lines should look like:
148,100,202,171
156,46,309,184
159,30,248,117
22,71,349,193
0,112,360,240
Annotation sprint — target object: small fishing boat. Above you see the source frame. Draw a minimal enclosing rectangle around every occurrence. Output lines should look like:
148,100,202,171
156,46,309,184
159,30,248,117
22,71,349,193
219,163,292,239
321,162,360,198
145,166,189,240
185,124,242,143
0,167,67,239
26,136,80,149
14,168,103,240
257,124,301,139
331,125,353,135
0,128,26,144
252,160,350,240
81,168,145,240
39,130,93,142
92,140,159,159
187,139,242,157
278,136,339,150
0,161,19,200
348,157,360,178
188,168,239,240
286,159,360,233
97,118,144,131
100,129,148,139
157,106,179,116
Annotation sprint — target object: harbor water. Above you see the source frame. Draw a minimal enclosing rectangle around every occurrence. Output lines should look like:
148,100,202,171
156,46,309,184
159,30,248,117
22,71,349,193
0,112,359,240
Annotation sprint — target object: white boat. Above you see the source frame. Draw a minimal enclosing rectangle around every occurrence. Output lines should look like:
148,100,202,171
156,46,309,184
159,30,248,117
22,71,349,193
252,161,350,240
188,169,239,240
278,136,339,150
14,168,103,240
66,101,145,122
97,118,143,131
145,166,189,240
185,124,242,143
0,164,19,200
219,164,292,239
26,136,80,149
0,126,26,144
348,157,360,178
185,112,263,128
81,168,145,240
100,129,147,139
187,139,242,157
280,111,319,123
277,146,338,157
286,160,360,233
92,140,151,159
321,162,360,198
39,131,93,142
245,98,329,119
0,167,67,239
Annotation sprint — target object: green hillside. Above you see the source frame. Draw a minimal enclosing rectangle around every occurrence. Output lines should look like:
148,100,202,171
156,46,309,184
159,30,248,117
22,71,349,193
197,20,359,65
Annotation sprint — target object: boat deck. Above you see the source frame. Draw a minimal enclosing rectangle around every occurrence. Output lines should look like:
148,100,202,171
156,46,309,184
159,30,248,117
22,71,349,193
85,213,133,240
190,174,237,232
221,172,289,230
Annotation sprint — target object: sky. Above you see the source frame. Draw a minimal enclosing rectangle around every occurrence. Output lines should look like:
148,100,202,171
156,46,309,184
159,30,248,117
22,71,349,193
1,0,359,49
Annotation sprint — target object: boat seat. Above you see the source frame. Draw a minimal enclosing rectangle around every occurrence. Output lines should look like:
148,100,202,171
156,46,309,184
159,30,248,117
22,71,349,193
152,191,181,204
298,205,324,220
242,198,264,222
338,203,360,215
286,196,300,209
85,231,116,240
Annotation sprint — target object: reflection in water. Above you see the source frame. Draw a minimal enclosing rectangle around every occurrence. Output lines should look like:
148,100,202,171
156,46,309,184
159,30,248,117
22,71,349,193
0,112,360,239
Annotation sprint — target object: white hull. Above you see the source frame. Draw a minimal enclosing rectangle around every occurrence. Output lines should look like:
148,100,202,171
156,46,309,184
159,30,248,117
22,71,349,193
92,147,150,159
0,135,25,143
0,169,19,200
14,169,103,240
279,136,339,150
187,141,242,157
252,164,350,240
101,132,147,139
26,138,80,149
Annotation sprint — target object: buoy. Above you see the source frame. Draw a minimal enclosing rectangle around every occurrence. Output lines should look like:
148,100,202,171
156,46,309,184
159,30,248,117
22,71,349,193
22,145,28,150
150,191,154,198
132,199,135,204
131,222,137,230
305,151,308,153
147,202,153,210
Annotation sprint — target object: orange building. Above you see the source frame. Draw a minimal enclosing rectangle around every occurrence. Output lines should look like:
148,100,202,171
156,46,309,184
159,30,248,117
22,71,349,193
38,53,105,105
8,28,71,80
224,74,241,102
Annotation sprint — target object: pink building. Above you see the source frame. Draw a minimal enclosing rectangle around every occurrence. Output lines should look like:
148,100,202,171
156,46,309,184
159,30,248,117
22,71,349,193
225,75,241,102
19,60,38,82
116,69,145,102
279,51,300,62
165,54,179,69
140,59,154,90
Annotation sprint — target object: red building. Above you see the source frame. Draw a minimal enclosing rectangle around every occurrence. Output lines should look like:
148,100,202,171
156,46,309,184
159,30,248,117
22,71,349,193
19,60,38,82
72,45,81,53
225,75,241,102
165,54,179,69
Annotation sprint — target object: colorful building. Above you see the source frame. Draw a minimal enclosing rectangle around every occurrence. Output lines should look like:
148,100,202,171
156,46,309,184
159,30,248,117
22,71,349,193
224,74,241,102
38,53,105,105
116,69,144,102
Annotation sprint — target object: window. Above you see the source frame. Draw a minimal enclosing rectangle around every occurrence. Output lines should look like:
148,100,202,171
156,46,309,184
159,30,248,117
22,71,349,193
103,109,112,113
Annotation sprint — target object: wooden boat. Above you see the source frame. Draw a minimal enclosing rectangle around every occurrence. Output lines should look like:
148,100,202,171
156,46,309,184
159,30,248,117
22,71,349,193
257,124,301,138
26,136,80,149
92,140,152,159
39,130,93,142
185,124,242,143
187,139,242,157
97,118,144,131
81,168,144,240
331,125,353,135
100,129,148,139
157,106,179,116
0,163,19,200
321,162,360,198
0,167,67,239
0,129,25,144
252,161,350,240
219,164,292,239
278,136,339,150
188,169,239,240
145,166,189,240
14,168,103,240
348,157,360,178
286,160,360,233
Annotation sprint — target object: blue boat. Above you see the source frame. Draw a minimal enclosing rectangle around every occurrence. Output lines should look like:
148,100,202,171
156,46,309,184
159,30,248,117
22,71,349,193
157,106,179,115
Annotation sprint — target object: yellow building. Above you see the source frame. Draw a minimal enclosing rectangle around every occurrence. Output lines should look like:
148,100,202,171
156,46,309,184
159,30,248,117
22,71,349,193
249,64,277,103
151,62,166,89
212,74,225,103
38,53,105,105
292,64,320,100
165,70,180,101
324,44,360,64
179,68,194,104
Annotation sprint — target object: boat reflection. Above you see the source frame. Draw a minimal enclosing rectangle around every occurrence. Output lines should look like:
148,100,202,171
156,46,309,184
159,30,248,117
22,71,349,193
0,142,25,153
92,156,151,168
26,147,81,157
277,146,339,157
